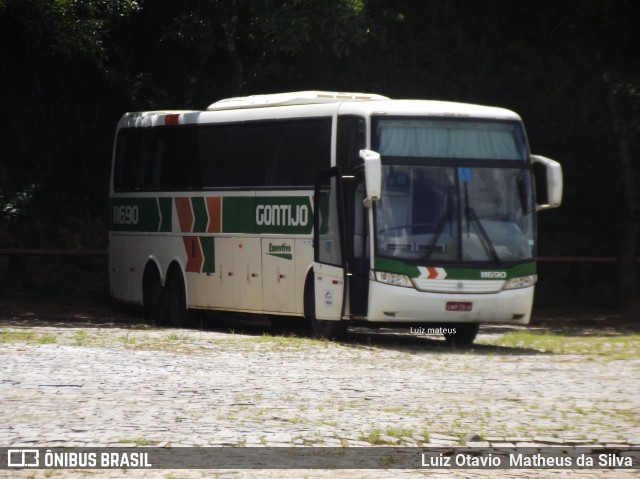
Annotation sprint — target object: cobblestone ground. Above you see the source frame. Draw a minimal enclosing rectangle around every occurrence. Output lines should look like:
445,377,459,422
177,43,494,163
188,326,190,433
1,306,639,478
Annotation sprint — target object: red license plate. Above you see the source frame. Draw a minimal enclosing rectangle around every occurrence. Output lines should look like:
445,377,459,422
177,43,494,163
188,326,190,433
446,301,473,312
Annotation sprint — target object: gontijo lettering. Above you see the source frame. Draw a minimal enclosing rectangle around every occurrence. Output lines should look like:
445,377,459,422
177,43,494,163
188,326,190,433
256,204,309,227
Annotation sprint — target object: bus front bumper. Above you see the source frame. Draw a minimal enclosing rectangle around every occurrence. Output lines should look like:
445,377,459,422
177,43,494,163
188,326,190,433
364,280,534,325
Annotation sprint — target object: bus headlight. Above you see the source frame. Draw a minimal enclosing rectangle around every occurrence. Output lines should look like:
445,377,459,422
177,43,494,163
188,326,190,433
373,271,414,288
503,274,537,290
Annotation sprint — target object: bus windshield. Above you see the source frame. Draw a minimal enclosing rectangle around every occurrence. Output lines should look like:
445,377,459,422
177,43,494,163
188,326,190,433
375,165,535,263
373,118,534,264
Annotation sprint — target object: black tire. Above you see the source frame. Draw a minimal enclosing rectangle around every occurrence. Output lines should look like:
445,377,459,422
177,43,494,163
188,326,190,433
443,324,479,346
270,316,311,336
142,264,164,325
304,275,347,340
166,265,188,328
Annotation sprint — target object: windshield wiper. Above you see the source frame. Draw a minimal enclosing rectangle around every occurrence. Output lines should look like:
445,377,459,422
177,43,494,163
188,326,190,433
424,185,454,262
423,206,450,262
463,184,501,265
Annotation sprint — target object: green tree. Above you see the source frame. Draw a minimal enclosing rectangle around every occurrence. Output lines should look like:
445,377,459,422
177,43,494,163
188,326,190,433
155,0,368,101
0,0,140,248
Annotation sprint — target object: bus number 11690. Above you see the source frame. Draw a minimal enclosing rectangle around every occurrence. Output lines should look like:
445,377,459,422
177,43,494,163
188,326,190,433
113,205,139,225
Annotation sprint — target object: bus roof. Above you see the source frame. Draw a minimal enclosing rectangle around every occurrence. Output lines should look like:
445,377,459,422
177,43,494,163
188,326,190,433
205,91,520,121
206,91,389,110
118,92,522,128
337,99,522,121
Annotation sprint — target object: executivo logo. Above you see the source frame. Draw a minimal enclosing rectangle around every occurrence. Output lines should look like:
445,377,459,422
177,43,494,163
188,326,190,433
267,242,293,260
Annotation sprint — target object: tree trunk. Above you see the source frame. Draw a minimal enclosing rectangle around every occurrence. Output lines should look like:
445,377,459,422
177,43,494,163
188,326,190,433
603,73,640,314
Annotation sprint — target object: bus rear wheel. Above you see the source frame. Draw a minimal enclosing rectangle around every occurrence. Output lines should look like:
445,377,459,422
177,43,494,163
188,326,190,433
443,324,479,346
166,265,188,328
304,276,346,340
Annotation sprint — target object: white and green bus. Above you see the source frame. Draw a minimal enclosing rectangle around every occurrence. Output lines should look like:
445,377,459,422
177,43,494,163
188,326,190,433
109,91,562,344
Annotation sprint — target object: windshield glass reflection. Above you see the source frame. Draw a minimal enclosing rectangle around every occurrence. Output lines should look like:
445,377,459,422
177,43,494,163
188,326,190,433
375,165,535,263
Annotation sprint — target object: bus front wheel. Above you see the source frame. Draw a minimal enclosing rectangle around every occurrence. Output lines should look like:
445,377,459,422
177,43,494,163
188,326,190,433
443,324,479,346
304,276,346,340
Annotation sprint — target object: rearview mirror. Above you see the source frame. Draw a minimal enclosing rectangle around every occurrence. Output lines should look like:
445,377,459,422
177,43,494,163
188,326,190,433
531,155,563,210
359,149,381,206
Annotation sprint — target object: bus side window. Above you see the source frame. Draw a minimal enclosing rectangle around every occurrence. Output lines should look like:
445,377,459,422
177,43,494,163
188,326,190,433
114,128,152,191
160,127,199,190
266,118,332,187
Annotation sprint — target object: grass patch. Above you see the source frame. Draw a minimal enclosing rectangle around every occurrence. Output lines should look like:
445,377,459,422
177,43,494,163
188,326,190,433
360,427,428,445
360,429,394,445
120,333,137,346
163,332,183,342
0,329,38,343
72,329,90,346
38,333,57,344
0,329,57,344
118,438,160,446
609,408,640,426
484,330,640,360
242,333,327,351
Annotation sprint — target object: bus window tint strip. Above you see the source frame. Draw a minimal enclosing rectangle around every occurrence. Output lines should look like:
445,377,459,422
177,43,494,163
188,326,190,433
373,118,528,161
113,118,332,191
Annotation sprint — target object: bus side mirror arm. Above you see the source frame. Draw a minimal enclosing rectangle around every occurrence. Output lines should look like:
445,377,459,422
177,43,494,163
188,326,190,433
359,149,382,208
532,155,563,211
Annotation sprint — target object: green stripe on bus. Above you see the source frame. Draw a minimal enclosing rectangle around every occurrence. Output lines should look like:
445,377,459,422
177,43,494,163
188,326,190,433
110,195,313,234
200,236,215,273
267,253,293,260
374,257,536,280
159,197,172,232
222,196,313,234
222,197,255,233
191,197,208,233
442,262,536,280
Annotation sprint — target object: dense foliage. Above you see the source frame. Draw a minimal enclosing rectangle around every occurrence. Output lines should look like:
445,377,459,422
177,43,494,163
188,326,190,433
0,0,638,309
